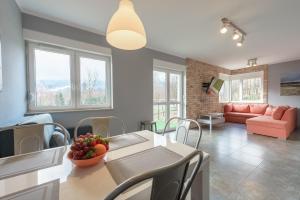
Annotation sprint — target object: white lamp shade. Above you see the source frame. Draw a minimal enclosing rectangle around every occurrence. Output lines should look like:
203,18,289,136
106,0,147,50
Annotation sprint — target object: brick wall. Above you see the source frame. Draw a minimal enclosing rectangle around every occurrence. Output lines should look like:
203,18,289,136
186,58,230,119
186,58,269,119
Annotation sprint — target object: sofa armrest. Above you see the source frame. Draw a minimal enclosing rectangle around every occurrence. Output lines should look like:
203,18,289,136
224,104,233,113
281,108,297,132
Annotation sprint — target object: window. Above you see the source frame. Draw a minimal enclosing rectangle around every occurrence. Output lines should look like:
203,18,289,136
153,68,184,131
242,77,262,101
219,72,264,103
219,75,230,103
28,42,112,112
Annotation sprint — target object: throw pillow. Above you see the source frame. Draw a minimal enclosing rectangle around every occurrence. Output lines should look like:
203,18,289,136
232,104,250,113
264,106,274,116
50,131,69,148
272,106,289,120
250,104,268,114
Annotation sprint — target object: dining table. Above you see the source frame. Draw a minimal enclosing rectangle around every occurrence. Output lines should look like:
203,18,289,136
0,130,209,200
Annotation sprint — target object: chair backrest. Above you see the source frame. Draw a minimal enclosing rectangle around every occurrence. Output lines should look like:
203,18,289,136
74,116,126,139
162,117,202,149
20,114,54,148
104,150,203,200
0,123,68,155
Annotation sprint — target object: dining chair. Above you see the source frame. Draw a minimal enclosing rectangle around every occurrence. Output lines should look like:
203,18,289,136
74,116,126,139
0,123,69,155
104,150,203,200
162,117,202,149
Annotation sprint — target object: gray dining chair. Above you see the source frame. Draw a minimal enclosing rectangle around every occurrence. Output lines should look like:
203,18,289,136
162,117,202,149
0,123,69,155
104,150,203,200
74,116,126,139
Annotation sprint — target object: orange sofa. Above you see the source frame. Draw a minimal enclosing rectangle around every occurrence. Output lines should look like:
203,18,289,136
224,104,268,123
224,104,297,140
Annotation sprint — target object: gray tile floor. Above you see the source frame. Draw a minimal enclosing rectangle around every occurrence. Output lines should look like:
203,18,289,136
194,123,300,200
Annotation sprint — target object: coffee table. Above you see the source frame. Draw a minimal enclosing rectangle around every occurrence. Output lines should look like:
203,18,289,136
197,113,225,132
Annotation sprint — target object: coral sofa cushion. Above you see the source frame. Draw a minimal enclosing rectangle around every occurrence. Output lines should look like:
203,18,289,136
249,104,268,114
225,112,262,118
232,104,250,113
224,104,233,113
246,116,287,129
272,106,289,120
264,106,274,116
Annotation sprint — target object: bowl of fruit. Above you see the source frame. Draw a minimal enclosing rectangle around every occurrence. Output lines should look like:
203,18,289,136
68,133,109,167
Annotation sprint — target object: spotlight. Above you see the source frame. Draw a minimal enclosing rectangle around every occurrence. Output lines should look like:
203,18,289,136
220,25,228,34
237,36,244,47
232,31,240,40
248,58,257,67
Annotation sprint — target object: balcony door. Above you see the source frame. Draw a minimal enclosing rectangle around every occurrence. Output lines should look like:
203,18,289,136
153,68,184,131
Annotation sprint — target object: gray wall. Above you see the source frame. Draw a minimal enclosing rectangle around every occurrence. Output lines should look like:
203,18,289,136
268,60,300,127
22,14,185,133
0,0,26,126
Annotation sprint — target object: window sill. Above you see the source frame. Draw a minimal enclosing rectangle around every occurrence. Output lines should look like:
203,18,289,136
26,107,114,115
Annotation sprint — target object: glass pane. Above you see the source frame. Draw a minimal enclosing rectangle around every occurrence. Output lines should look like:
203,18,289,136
169,73,181,102
34,49,71,107
169,104,181,129
80,57,107,106
219,80,230,102
231,79,240,101
153,71,167,103
242,78,262,101
153,104,166,131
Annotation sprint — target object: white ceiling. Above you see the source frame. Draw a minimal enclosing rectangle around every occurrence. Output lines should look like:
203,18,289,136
16,0,300,69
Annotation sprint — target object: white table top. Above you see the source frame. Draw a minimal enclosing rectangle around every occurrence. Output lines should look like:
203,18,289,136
0,130,209,200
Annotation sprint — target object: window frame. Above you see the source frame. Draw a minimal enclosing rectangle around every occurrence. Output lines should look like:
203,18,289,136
219,71,264,103
75,51,112,109
153,67,185,131
27,42,113,113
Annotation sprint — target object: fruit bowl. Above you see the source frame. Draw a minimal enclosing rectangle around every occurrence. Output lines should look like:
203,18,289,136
68,151,106,167
68,133,109,168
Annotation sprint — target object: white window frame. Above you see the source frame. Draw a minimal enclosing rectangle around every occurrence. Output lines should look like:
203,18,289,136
219,71,264,103
27,42,113,112
153,65,185,131
75,51,112,109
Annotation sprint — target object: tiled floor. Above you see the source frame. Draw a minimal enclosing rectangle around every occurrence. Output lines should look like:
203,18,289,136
192,123,300,200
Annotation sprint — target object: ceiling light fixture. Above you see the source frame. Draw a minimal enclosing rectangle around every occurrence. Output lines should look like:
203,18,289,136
220,18,230,34
220,18,246,47
220,25,228,34
232,30,240,40
237,35,244,47
106,0,147,50
248,58,257,67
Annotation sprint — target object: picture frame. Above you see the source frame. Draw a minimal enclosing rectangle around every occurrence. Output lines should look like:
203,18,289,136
280,73,300,96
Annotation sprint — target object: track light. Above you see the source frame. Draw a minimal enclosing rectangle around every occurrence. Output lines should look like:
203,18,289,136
237,36,244,47
248,58,257,67
220,25,228,34
220,18,247,47
232,31,240,40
